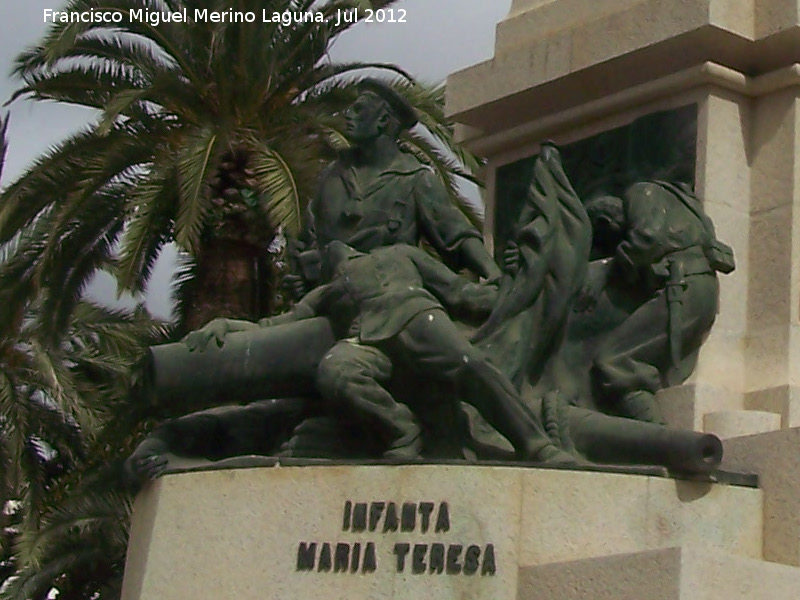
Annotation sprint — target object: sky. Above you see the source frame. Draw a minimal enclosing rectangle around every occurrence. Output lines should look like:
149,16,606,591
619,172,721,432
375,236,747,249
0,0,513,318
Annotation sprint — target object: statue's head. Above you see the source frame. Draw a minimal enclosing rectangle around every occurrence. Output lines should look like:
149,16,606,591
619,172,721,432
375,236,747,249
585,194,626,255
344,79,418,144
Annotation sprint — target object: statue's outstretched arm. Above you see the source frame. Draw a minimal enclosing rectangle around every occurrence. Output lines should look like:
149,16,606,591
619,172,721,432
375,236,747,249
125,399,311,484
126,436,171,482
409,247,499,319
460,236,502,282
181,285,326,354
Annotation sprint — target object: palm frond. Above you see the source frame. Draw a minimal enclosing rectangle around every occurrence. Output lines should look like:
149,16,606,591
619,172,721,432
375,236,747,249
391,79,483,177
116,167,179,292
174,127,220,253
402,130,483,228
246,141,303,236
0,115,8,183
69,302,169,358
26,392,85,463
14,487,129,571
0,128,102,243
168,250,197,329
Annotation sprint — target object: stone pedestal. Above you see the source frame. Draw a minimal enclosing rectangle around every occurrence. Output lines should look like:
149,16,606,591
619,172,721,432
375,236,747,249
519,546,800,600
121,465,775,600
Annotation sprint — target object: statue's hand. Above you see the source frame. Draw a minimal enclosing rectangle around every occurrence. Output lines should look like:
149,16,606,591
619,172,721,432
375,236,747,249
614,243,638,283
502,241,521,275
182,319,233,352
125,438,170,484
574,257,612,313
464,282,500,316
282,272,308,300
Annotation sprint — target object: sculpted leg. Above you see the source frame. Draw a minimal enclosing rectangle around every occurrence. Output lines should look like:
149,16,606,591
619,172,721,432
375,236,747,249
386,310,574,463
125,398,311,484
592,275,719,424
592,291,670,424
316,340,422,458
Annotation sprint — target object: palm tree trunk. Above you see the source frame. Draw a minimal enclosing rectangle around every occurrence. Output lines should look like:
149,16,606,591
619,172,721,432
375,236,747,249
179,239,276,333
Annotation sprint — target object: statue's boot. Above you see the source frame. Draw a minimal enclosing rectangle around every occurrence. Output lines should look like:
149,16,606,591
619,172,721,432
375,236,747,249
529,443,583,467
456,359,581,466
383,427,423,460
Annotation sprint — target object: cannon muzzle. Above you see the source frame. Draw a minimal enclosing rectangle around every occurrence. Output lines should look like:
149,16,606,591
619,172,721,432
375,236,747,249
569,407,723,474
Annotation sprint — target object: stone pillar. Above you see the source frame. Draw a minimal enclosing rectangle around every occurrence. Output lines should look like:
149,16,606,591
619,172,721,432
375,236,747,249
668,89,752,430
745,83,800,427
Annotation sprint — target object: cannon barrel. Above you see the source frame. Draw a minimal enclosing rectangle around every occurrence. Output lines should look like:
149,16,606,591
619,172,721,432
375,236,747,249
568,407,723,474
137,317,335,409
136,315,723,474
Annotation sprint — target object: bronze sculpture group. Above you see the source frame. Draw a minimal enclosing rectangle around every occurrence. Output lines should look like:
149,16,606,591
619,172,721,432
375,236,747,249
126,80,733,481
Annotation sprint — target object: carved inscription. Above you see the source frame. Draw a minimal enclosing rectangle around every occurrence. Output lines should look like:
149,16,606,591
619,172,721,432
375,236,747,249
296,501,497,576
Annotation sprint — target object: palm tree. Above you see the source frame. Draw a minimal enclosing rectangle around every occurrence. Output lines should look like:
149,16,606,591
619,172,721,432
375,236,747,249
0,116,171,597
1,0,480,333
0,299,168,600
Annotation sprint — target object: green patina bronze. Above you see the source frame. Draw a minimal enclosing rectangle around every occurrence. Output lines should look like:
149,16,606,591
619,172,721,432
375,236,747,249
126,95,732,483
287,79,500,296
